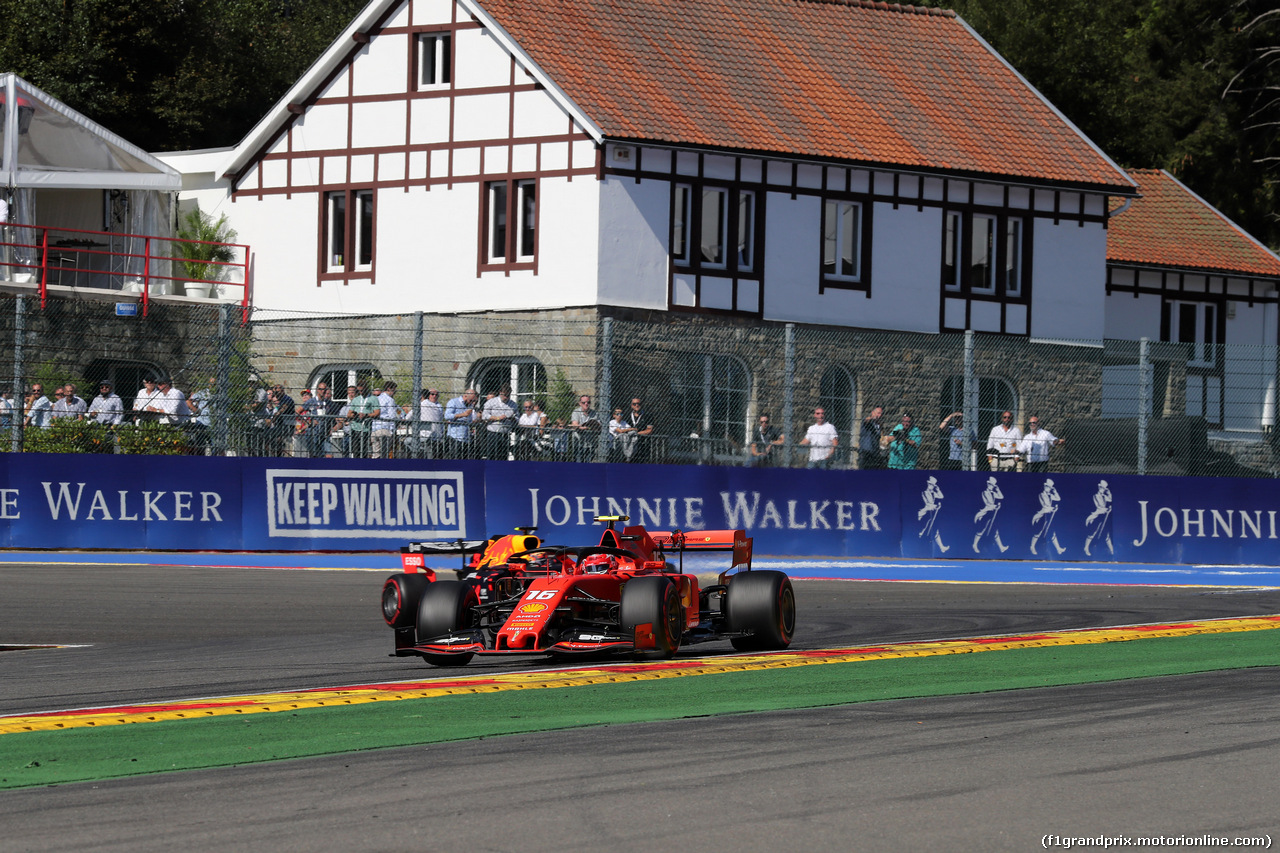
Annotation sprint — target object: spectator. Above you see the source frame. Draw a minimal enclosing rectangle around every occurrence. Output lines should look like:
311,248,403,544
859,406,886,469
25,385,52,430
1018,416,1065,473
417,388,445,458
549,417,570,458
608,406,633,462
346,380,377,458
624,398,654,463
142,377,189,426
292,391,312,456
445,388,480,458
263,386,293,456
986,410,1021,472
305,382,343,458
187,377,215,453
570,394,601,462
133,378,163,421
50,385,73,420
481,386,518,460
888,412,922,469
516,398,544,459
54,383,87,420
25,384,52,430
750,413,784,467
335,384,359,458
0,387,13,433
88,381,124,426
937,411,972,471
801,406,839,469
372,381,402,458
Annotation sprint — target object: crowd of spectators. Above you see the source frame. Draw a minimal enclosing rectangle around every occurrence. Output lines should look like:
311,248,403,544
4,378,1066,470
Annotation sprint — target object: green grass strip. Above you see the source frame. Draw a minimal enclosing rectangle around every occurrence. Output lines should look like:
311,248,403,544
3,630,1278,790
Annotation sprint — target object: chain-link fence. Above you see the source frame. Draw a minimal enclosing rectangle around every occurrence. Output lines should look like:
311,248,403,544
3,292,1278,477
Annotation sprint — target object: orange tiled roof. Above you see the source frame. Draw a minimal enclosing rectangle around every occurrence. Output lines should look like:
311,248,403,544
1108,170,1280,278
479,0,1132,190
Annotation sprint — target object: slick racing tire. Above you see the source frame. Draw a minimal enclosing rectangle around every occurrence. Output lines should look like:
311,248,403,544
382,573,433,628
725,570,795,651
620,576,683,659
416,580,479,666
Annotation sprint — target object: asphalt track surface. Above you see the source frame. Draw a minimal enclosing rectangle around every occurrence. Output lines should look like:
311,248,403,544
3,562,1280,851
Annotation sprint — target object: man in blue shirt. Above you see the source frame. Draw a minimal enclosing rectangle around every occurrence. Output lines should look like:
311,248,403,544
445,388,479,458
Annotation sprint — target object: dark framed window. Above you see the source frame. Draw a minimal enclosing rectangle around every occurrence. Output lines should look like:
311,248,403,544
670,353,752,443
940,376,1017,441
821,197,872,291
418,33,451,87
322,189,374,277
942,210,1028,297
671,183,758,275
483,179,536,268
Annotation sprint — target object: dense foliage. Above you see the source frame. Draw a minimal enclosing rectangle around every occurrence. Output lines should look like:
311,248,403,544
1,0,1275,246
0,0,364,150
927,0,1280,247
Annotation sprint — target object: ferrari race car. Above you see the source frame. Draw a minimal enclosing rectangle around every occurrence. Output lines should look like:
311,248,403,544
381,516,795,666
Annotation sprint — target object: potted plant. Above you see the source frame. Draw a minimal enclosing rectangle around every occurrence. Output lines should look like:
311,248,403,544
175,207,237,298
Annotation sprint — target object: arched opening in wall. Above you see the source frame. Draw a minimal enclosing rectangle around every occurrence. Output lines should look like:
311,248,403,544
469,358,547,407
83,358,164,412
310,364,382,405
818,365,857,448
941,376,1017,442
670,353,752,444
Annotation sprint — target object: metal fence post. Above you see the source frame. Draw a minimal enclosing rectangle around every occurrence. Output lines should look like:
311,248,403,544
213,303,232,456
11,294,24,453
411,311,423,455
597,316,613,462
783,323,795,464
1138,337,1150,476
962,329,976,471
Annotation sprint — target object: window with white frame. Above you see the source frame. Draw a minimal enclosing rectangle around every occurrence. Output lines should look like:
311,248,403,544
822,199,862,281
941,210,1026,297
484,180,536,266
418,33,451,87
670,183,757,274
323,189,374,276
1166,300,1219,368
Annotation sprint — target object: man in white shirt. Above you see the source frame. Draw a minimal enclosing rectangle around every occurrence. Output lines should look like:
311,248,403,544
800,407,839,469
152,378,188,424
88,381,124,425
482,386,518,460
418,388,444,458
985,411,1022,472
133,378,163,421
1018,416,1065,473
372,381,401,458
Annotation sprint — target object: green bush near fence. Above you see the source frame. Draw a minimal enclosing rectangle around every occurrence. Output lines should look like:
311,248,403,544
22,419,115,454
115,422,190,455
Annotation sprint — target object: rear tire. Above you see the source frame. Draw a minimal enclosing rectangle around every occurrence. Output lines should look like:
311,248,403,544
620,576,683,659
416,580,478,666
382,573,432,628
726,571,795,651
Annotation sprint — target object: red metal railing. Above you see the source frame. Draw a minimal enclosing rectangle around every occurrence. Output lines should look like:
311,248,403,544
3,223,250,318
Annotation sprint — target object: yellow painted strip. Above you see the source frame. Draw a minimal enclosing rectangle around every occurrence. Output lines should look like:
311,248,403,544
3,615,1277,735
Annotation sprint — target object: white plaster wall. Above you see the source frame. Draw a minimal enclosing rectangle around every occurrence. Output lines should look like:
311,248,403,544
1029,219,1107,340
351,36,407,97
411,0,451,26
457,27,513,89
596,176,671,310
1103,290,1160,340
292,105,350,153
762,198,939,332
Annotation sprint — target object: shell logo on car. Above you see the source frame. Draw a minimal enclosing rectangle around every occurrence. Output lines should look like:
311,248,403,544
519,603,547,614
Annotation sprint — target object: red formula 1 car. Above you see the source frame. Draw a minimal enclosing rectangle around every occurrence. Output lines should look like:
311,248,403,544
380,516,795,666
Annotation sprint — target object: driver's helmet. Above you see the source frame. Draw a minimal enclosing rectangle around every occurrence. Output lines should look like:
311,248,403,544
580,553,618,574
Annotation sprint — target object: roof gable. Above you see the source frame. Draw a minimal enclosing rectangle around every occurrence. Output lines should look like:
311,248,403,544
1108,170,1280,279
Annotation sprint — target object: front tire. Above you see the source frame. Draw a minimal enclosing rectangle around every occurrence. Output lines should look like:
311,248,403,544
620,576,683,659
382,573,432,628
726,571,795,651
415,580,478,666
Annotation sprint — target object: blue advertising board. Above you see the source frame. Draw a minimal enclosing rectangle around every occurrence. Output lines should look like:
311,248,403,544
3,453,1280,565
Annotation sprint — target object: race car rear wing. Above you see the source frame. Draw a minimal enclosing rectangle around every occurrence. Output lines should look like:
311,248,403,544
647,528,753,572
400,539,490,573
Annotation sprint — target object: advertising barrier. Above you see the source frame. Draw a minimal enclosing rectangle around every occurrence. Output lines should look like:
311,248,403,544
2,454,1279,565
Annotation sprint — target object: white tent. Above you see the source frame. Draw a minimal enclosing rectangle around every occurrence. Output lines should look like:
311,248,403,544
1,73,180,191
